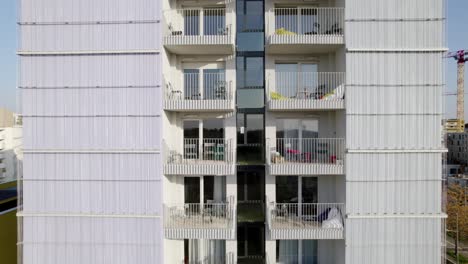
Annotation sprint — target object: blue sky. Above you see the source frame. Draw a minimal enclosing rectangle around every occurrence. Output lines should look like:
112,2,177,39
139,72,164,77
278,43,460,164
0,1,466,117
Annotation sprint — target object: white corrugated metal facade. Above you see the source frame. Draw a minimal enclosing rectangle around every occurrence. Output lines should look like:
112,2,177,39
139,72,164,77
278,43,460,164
18,0,447,262
345,0,446,263
18,0,163,263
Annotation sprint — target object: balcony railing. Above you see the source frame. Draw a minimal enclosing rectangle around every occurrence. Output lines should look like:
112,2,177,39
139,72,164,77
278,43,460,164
164,8,234,53
164,201,236,239
165,72,234,111
181,252,236,264
274,7,344,35
164,138,235,175
268,7,344,49
267,202,345,239
268,72,345,110
267,138,345,175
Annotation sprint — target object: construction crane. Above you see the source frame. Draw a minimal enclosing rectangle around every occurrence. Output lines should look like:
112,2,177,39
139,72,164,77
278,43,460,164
446,50,468,133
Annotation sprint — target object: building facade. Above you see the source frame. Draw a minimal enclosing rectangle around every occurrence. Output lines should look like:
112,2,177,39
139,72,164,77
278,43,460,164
447,132,468,165
19,0,446,263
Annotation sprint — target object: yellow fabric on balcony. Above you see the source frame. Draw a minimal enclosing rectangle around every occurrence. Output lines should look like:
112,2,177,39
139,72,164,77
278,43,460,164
275,28,296,35
270,92,288,100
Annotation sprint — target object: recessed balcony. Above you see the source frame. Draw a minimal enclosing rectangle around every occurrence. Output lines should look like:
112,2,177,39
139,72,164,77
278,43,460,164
164,71,235,112
267,138,345,175
164,8,235,55
266,7,345,54
267,72,345,111
267,202,345,240
163,202,236,239
164,138,235,175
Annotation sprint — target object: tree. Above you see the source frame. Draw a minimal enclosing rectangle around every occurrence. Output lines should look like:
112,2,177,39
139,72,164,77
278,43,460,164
447,184,468,241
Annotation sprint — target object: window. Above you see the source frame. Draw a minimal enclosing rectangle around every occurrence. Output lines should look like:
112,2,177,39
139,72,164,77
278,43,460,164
183,8,226,36
184,176,226,204
276,240,317,263
237,113,264,164
184,69,200,100
276,176,298,203
238,226,264,258
203,69,226,100
237,56,265,109
237,113,264,145
275,7,318,34
183,119,224,160
276,119,318,139
276,176,317,203
183,68,226,100
203,119,224,139
204,9,226,35
237,56,264,89
237,0,264,51
275,63,318,98
184,177,200,203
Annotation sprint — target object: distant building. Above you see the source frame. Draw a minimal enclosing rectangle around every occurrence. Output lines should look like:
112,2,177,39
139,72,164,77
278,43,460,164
447,133,468,165
0,108,15,128
0,110,22,264
0,126,23,180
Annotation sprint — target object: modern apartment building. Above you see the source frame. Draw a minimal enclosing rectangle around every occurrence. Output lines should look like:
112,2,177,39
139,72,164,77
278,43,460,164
19,0,446,263
447,132,468,165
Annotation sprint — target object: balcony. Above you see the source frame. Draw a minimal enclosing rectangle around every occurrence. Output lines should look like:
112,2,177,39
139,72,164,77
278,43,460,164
164,202,236,239
267,138,345,175
267,7,344,54
267,72,345,111
164,8,235,55
267,202,345,240
181,252,236,264
164,138,235,175
164,72,235,112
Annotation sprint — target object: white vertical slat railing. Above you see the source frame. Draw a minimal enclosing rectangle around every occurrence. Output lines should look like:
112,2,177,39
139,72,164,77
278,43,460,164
270,72,345,100
274,7,344,35
166,72,231,101
269,138,345,164
166,138,233,164
165,8,232,45
164,202,234,229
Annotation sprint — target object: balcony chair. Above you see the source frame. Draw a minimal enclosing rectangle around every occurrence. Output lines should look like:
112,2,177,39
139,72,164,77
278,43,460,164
324,23,343,35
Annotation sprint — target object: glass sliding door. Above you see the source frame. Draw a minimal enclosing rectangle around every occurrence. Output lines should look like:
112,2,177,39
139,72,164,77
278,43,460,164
276,240,299,264
302,240,318,264
301,177,317,203
202,118,224,161
275,63,318,99
203,176,226,203
276,240,317,264
184,120,200,159
276,176,298,203
203,69,226,100
299,7,318,35
184,239,226,264
204,8,226,35
184,177,200,204
301,177,318,221
276,119,318,162
184,69,200,100
184,9,200,35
